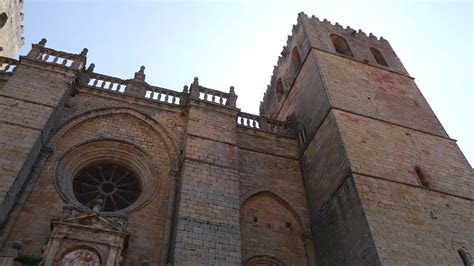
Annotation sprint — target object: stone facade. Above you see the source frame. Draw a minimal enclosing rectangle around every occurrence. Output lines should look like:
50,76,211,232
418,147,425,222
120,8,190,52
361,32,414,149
0,12,472,266
0,0,24,58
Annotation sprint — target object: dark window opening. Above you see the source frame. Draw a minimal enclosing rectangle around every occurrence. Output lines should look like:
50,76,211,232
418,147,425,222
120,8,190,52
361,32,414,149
330,34,353,57
415,166,431,188
73,163,142,212
458,249,471,266
0,13,7,29
288,47,303,83
253,217,258,222
370,47,388,66
276,78,284,98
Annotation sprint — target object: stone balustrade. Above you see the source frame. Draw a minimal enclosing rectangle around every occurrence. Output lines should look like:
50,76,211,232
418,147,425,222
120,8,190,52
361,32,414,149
145,86,183,106
198,86,229,105
238,112,261,129
26,38,87,70
237,111,295,137
0,57,19,73
88,72,128,93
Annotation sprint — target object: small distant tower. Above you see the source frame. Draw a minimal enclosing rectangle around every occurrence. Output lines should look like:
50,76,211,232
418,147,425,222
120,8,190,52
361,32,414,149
0,0,24,57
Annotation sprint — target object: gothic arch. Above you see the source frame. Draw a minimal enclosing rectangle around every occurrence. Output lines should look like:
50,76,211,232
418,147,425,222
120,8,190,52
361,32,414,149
48,107,180,170
243,255,286,266
240,190,307,265
53,139,162,215
240,188,304,230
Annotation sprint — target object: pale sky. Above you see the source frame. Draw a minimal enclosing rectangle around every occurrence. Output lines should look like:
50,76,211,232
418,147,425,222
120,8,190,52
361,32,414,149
17,0,473,165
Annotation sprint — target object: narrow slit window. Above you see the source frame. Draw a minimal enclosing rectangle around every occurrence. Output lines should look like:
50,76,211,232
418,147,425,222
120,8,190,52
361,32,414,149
458,249,471,266
289,47,303,83
276,78,284,98
370,47,388,66
415,166,431,188
330,34,353,57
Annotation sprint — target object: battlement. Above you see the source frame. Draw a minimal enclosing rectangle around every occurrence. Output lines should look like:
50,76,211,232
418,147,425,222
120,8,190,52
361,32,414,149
260,12,409,117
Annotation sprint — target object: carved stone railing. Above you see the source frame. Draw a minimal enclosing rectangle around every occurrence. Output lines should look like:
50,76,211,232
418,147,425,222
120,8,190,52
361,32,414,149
88,72,128,93
144,85,183,105
26,38,87,70
238,112,261,129
189,77,237,108
198,86,229,105
0,57,19,73
237,111,295,137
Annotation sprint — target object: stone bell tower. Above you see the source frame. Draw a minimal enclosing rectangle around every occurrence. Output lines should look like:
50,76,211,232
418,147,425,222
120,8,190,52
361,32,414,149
260,12,473,265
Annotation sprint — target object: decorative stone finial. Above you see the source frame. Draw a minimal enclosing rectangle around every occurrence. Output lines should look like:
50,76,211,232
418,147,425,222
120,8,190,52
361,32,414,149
183,85,189,93
229,86,235,94
80,48,88,56
134,66,146,81
86,63,95,72
189,77,200,98
38,38,47,46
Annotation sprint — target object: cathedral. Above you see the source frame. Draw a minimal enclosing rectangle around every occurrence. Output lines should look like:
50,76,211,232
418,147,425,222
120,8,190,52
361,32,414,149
0,11,473,266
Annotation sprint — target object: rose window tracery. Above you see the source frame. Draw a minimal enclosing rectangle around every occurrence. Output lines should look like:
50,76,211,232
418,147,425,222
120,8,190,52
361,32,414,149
73,163,142,212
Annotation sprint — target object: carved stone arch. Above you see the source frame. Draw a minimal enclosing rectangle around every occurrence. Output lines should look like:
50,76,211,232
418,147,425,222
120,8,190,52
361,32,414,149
240,188,304,230
53,139,163,215
48,107,180,171
244,255,286,266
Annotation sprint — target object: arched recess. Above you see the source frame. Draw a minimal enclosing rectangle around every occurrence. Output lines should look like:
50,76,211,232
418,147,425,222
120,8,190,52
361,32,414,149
240,191,307,265
47,107,181,263
244,255,285,266
288,47,303,84
330,34,353,57
48,107,180,171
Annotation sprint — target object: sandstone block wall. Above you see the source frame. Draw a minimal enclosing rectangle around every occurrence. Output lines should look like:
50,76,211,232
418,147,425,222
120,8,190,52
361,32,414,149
0,0,24,57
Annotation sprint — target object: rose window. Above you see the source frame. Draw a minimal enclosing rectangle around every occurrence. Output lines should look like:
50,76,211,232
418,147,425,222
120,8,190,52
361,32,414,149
73,163,142,212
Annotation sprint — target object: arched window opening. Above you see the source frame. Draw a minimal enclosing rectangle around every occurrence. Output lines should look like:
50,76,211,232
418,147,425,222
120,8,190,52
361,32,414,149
73,163,142,212
458,249,471,266
291,47,302,69
370,47,388,66
0,13,7,29
414,166,431,188
288,47,302,83
330,34,353,57
275,78,284,98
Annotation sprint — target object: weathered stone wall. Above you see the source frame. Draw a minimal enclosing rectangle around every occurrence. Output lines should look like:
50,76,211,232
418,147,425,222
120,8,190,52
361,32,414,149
356,174,473,265
313,176,380,265
172,100,241,265
0,55,75,228
0,0,23,57
316,50,448,138
237,127,315,265
262,11,473,266
2,84,184,265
